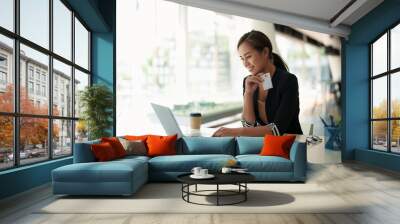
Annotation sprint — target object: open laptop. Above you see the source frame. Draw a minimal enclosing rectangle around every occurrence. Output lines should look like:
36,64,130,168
151,103,215,138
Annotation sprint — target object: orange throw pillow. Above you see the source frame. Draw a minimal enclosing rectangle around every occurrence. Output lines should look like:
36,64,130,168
101,137,127,158
124,135,150,141
146,134,177,157
260,135,296,159
91,142,117,161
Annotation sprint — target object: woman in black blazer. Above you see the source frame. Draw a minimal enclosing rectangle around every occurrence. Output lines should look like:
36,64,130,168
213,30,302,137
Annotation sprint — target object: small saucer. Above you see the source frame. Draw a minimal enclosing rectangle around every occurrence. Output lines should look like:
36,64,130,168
190,174,215,179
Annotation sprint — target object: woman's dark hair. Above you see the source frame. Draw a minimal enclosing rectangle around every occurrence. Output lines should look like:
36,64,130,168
237,30,288,72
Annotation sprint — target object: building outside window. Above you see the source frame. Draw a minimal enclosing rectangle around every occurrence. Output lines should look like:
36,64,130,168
41,73,46,83
41,85,46,97
28,67,34,80
35,70,40,82
28,81,34,94
0,54,7,90
0,54,7,67
0,71,6,84
35,83,40,95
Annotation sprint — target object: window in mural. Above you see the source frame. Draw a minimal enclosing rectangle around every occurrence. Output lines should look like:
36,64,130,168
371,23,400,153
0,0,91,170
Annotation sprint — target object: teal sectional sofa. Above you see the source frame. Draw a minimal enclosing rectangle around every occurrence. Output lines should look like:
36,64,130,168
52,136,307,196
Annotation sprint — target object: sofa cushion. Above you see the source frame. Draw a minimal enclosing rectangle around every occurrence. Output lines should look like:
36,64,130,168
236,155,293,172
124,135,149,142
147,134,177,157
260,135,296,159
53,159,147,183
125,135,151,150
148,154,235,172
236,137,264,155
101,137,127,158
115,155,150,163
118,138,147,156
178,137,236,155
91,142,118,161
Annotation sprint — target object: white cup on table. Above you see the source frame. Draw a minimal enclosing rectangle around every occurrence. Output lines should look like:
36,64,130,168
191,167,202,176
199,169,208,176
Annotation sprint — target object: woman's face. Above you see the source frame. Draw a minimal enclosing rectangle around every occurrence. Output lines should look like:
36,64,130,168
238,41,269,75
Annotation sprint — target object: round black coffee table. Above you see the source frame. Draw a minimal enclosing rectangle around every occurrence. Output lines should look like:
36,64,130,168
177,173,255,206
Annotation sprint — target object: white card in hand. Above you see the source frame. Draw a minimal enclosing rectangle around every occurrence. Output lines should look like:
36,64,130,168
262,73,273,90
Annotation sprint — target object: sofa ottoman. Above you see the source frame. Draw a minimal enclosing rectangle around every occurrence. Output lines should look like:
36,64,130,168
52,155,149,196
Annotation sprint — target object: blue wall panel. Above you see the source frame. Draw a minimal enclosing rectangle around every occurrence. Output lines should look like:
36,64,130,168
343,0,400,171
342,44,369,160
0,158,72,199
91,0,115,135
91,32,115,135
92,33,114,88
355,149,400,172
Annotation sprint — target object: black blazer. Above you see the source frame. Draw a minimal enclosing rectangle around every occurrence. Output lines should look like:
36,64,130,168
243,69,303,135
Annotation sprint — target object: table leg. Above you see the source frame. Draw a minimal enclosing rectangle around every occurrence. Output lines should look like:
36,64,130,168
245,183,247,201
195,184,197,192
181,184,183,199
217,184,219,206
187,184,190,202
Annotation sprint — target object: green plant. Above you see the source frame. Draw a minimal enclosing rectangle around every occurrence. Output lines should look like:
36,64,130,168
79,84,113,140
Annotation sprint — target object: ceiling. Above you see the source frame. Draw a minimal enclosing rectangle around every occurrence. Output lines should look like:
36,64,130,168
227,0,353,23
166,0,384,37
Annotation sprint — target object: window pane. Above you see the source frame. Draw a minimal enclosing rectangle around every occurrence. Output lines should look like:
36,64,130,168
20,0,49,49
187,8,232,99
20,117,49,165
391,24,400,70
75,18,89,69
75,120,88,143
372,77,387,119
391,120,400,153
372,121,388,151
53,0,72,60
0,34,14,112
372,33,387,76
391,72,400,118
0,0,14,31
53,59,72,117
20,44,49,115
0,116,13,170
53,119,72,158
74,69,89,118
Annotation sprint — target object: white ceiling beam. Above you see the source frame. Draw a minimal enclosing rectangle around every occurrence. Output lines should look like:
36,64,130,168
330,0,368,27
164,0,351,37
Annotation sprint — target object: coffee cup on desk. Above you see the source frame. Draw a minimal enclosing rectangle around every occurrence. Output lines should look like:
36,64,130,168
190,112,202,130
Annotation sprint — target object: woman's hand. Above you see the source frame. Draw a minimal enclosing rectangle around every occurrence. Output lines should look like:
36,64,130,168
244,74,264,94
212,127,240,137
